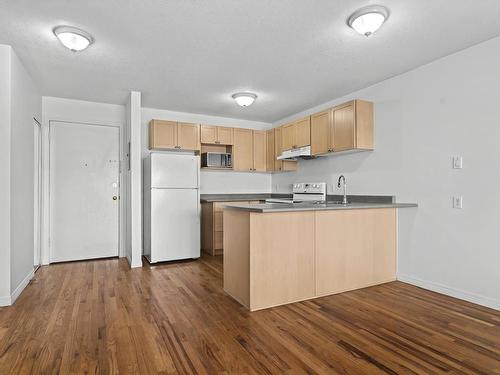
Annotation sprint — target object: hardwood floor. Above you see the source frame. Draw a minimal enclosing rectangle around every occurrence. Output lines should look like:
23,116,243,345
0,255,499,374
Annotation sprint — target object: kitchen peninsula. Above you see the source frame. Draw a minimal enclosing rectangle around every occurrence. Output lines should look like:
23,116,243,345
223,201,417,311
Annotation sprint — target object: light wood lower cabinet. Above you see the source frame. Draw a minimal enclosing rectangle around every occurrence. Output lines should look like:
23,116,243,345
224,208,397,311
201,201,259,256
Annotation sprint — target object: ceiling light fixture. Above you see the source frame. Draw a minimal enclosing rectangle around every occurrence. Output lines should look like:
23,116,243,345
53,26,94,52
347,5,389,37
232,92,257,107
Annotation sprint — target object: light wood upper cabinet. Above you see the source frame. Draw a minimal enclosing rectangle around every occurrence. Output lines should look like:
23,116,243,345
332,102,355,151
273,127,297,172
149,120,200,151
281,123,295,151
200,125,217,144
310,110,330,155
233,129,268,172
177,122,200,150
200,125,233,145
253,131,267,172
310,100,373,155
266,129,275,172
233,128,253,171
217,127,234,145
149,120,177,149
295,117,311,148
281,118,311,151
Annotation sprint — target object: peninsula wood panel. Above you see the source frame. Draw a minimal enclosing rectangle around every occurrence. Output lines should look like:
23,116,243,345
249,211,315,311
233,128,253,171
223,210,250,308
252,130,267,172
315,208,397,296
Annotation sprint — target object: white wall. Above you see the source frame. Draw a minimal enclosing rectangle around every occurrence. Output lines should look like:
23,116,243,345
9,47,41,297
141,107,273,194
272,36,500,309
41,97,126,264
0,45,12,302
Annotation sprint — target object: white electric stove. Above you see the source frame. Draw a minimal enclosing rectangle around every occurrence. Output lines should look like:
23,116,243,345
266,182,327,204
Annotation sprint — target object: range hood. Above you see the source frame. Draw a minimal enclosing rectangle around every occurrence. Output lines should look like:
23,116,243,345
277,145,313,160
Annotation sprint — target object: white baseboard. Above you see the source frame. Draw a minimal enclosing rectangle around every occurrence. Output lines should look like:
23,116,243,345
11,269,35,305
0,268,35,307
397,274,500,311
0,295,11,307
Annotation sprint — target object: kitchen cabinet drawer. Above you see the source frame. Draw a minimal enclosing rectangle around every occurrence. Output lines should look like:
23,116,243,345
214,212,223,231
214,231,223,249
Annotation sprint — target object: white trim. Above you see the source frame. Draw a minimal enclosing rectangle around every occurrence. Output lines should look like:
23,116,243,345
397,274,500,311
0,296,11,307
0,269,35,307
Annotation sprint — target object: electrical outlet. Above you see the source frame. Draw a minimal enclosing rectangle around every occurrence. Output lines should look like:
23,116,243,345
453,196,463,209
452,156,463,169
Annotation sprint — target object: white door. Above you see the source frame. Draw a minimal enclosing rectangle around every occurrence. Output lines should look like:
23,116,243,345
50,121,120,262
151,188,200,262
33,120,42,269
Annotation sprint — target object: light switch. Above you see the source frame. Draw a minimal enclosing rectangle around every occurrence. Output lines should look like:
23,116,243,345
453,196,463,209
453,156,463,169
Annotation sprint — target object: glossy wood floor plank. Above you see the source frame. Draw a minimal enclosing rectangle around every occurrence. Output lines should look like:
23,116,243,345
0,255,499,374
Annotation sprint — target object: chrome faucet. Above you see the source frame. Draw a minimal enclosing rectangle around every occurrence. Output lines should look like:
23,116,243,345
337,175,348,205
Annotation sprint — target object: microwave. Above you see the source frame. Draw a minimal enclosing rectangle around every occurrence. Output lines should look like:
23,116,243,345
201,152,232,168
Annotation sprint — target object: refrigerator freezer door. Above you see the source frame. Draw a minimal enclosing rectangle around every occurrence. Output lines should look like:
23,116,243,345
150,188,200,262
151,153,199,189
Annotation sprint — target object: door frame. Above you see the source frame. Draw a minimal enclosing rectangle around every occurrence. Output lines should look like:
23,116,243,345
42,120,125,264
33,118,42,270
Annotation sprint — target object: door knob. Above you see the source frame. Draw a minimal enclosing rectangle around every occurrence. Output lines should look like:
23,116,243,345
113,196,118,200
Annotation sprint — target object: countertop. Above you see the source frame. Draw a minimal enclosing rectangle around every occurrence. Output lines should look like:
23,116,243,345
200,193,282,202
222,201,418,213
200,193,396,203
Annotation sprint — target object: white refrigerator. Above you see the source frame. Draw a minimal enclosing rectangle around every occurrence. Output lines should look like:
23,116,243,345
143,152,200,263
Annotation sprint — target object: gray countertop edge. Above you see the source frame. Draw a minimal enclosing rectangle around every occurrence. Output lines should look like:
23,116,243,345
200,194,396,203
222,202,418,213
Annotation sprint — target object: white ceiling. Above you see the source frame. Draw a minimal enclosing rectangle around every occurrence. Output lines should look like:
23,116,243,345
1,0,500,122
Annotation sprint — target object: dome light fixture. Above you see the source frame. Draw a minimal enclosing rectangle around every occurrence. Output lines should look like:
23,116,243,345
232,92,257,107
53,26,94,52
347,5,389,37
